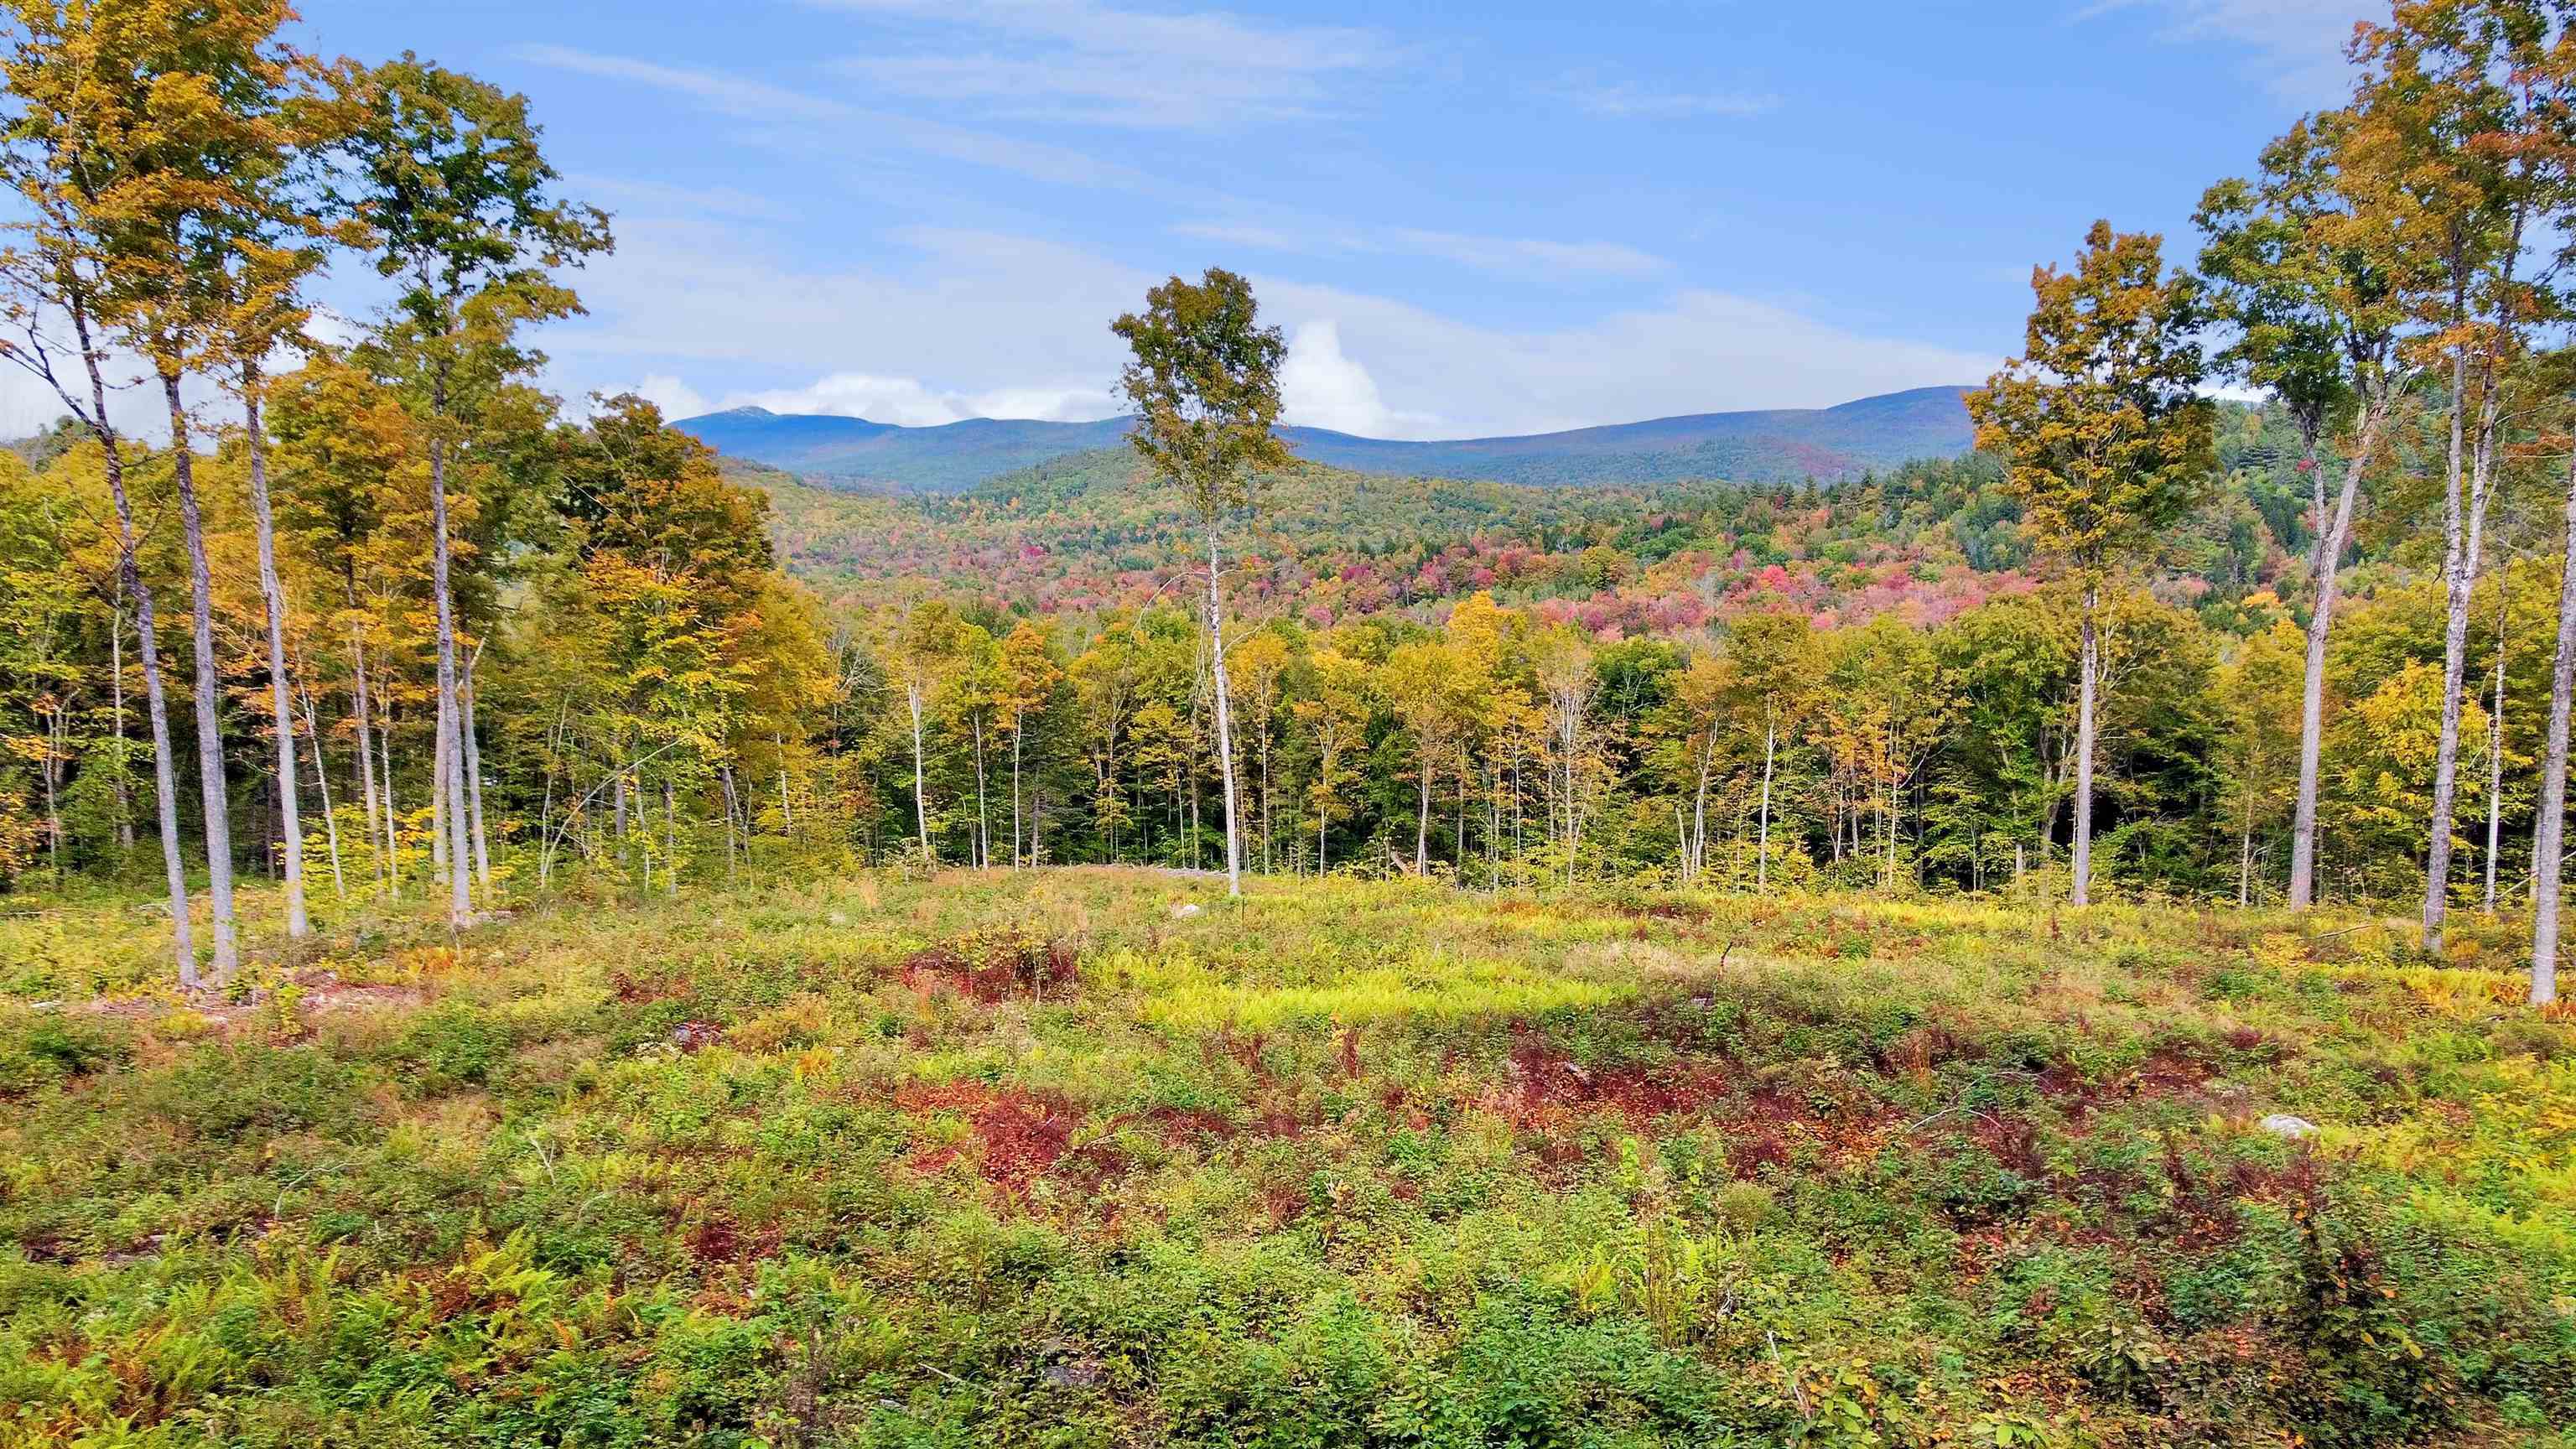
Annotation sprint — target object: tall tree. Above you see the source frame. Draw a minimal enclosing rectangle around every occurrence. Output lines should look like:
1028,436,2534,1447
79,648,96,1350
34,0,320,984
1967,221,2216,906
2197,106,2418,911
0,7,200,982
1112,268,1291,898
1716,610,1823,891
2349,2,2558,948
997,620,1061,869
2535,442,2575,1005
205,23,342,939
889,600,967,865
337,55,609,927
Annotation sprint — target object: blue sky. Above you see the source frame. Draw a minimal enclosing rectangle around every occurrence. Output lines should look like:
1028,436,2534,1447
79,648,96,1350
206,3,2366,438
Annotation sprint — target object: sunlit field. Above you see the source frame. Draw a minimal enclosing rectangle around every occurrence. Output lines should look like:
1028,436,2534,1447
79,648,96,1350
4,871,2570,1447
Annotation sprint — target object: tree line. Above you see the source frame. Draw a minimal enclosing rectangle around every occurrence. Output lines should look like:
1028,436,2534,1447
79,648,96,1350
2,0,2574,1009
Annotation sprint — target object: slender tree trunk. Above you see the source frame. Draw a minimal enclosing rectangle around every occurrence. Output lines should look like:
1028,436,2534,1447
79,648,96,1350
2486,567,2510,914
2072,586,2099,908
1758,718,1776,891
2427,351,2503,952
719,764,739,877
300,684,345,899
1010,719,1024,869
463,648,491,887
109,591,132,851
1415,761,1431,875
907,683,933,863
239,366,309,937
432,704,451,882
2530,448,2576,1007
665,778,678,897
346,596,383,886
428,422,474,929
972,714,989,869
381,698,400,898
2289,410,2381,908
2239,784,2256,909
1204,521,1244,896
771,730,792,833
1690,730,1715,883
79,347,195,983
164,372,238,983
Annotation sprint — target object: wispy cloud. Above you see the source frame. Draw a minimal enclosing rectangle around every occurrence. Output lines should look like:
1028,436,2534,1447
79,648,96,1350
512,44,1151,189
2072,0,2365,102
568,173,795,223
808,0,1394,127
1173,219,1666,279
517,44,851,122
1559,82,1779,119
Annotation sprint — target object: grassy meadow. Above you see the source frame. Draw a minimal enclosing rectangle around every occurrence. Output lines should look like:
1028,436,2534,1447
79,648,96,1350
3,871,2573,1447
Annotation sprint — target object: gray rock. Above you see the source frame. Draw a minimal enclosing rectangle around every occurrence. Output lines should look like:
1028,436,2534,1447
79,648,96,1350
2258,1114,2320,1140
1171,902,1203,920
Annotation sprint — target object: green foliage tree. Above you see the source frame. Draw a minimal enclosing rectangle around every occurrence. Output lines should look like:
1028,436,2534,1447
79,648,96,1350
2197,105,2420,911
1968,221,2216,906
1112,267,1291,898
336,52,610,926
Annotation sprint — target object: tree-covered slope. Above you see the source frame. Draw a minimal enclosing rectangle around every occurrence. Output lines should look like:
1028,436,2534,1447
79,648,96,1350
677,386,1980,493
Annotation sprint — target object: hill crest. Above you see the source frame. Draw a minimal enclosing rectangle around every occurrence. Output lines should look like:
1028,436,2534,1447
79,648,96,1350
676,384,1978,493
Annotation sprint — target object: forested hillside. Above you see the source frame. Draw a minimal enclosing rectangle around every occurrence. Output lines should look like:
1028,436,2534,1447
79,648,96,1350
676,384,1979,492
763,402,2305,636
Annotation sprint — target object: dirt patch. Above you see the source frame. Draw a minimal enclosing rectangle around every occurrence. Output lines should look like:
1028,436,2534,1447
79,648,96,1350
73,969,428,1033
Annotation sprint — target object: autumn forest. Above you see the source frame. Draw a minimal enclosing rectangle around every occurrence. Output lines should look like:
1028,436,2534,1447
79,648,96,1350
3,2,2575,1446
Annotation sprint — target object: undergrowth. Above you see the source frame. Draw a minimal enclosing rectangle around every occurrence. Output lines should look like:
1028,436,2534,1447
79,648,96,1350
1,870,2570,1446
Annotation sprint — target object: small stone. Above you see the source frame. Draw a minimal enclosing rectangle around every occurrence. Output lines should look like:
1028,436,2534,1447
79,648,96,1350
1171,902,1203,920
828,911,849,927
1045,1359,1103,1389
2258,1113,2319,1140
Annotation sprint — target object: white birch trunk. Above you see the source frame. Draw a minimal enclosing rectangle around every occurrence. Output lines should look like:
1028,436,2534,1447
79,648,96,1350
164,372,238,982
241,366,309,937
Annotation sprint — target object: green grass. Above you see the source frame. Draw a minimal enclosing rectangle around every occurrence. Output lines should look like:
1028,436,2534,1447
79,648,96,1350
3,870,2572,1446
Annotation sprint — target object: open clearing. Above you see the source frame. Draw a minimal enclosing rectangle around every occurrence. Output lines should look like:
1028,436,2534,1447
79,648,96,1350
3,871,2571,1446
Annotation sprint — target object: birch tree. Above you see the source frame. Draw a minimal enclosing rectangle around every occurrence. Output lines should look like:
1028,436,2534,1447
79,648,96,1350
1111,268,1291,898
337,55,608,927
1968,221,2216,907
2198,106,2418,911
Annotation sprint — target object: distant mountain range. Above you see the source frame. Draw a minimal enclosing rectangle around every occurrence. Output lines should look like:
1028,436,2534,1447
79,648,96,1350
674,385,1979,492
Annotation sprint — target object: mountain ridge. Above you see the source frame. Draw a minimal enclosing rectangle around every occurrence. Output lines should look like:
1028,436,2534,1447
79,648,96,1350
675,384,1980,493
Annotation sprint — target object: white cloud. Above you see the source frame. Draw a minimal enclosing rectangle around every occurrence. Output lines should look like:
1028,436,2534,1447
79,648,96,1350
0,311,240,444
629,373,712,419
711,371,1119,426
812,0,1391,127
512,46,1150,190
516,44,851,123
546,220,1993,442
1559,83,1779,119
1254,283,1996,438
2075,0,2363,101
1174,219,1665,279
1278,321,1439,438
